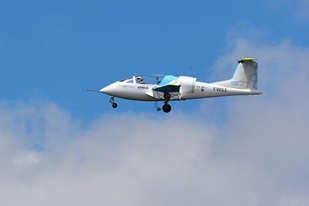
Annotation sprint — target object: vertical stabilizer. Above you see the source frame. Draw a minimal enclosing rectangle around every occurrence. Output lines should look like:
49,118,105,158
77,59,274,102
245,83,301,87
214,58,259,90
233,58,258,90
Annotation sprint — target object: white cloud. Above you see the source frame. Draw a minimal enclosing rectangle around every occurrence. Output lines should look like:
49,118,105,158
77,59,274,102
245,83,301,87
1,36,309,206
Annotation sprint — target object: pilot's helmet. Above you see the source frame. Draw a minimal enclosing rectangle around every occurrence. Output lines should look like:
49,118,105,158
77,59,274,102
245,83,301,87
137,76,143,81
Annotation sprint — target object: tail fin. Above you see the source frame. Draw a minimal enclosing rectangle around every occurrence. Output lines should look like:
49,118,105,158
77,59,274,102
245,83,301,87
214,58,259,90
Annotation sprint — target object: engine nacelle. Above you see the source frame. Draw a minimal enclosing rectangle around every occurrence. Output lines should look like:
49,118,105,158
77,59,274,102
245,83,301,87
178,76,196,96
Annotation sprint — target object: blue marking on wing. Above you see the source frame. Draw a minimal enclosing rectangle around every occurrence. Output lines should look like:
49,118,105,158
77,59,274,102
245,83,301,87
152,75,180,92
158,75,178,86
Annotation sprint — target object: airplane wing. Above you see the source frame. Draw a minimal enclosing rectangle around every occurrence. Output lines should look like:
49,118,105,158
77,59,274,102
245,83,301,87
152,75,180,93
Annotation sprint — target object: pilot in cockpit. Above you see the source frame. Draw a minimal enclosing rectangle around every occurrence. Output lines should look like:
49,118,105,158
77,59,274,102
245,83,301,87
137,76,144,84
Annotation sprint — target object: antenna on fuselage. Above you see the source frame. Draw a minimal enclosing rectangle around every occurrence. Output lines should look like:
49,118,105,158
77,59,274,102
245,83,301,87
188,64,193,76
155,76,160,84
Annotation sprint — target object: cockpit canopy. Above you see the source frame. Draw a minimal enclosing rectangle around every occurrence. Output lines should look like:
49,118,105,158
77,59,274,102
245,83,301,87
120,75,166,85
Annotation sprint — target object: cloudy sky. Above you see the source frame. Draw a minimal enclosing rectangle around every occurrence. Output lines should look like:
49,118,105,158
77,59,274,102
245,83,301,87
1,0,309,206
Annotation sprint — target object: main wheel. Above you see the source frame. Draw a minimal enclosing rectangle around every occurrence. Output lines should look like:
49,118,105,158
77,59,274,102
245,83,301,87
112,103,118,108
162,104,171,113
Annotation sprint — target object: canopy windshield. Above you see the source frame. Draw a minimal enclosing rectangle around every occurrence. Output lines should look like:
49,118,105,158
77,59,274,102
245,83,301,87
120,75,166,85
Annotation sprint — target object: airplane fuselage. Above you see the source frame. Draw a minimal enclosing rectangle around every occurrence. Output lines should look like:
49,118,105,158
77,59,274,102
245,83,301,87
91,58,262,113
100,80,260,101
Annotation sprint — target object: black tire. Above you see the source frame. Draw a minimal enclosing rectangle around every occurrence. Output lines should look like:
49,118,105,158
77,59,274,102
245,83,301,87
112,103,118,108
162,104,171,113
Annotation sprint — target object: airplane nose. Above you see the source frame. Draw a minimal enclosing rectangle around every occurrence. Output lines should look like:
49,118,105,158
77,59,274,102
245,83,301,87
99,86,110,94
99,84,115,95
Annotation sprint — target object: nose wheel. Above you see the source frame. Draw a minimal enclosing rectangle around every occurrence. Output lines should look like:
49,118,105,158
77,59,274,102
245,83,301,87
112,103,117,108
110,97,117,109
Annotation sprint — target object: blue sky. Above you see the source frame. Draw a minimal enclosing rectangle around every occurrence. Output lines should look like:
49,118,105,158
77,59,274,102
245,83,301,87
1,1,309,205
1,0,308,119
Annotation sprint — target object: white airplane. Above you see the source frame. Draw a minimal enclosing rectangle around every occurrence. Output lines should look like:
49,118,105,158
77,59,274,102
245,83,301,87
88,58,262,113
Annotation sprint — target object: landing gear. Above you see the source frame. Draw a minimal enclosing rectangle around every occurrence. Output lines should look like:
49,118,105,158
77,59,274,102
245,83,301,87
162,92,172,113
112,103,117,108
162,103,171,113
153,92,173,113
110,97,117,109
154,101,161,111
154,101,172,113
